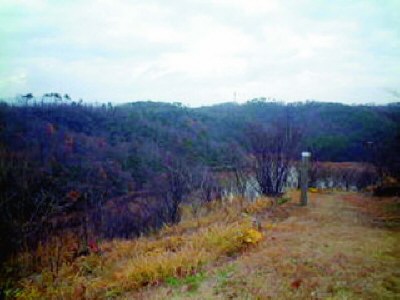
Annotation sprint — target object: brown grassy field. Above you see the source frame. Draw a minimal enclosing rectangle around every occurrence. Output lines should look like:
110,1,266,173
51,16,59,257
128,191,400,300
4,191,400,299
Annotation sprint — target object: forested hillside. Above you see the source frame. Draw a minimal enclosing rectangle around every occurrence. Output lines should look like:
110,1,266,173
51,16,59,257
0,97,399,263
198,100,400,162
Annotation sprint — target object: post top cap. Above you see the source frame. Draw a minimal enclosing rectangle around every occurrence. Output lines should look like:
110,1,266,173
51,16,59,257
301,152,311,157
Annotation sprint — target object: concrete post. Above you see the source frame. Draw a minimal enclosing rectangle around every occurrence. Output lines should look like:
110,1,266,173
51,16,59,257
300,152,311,206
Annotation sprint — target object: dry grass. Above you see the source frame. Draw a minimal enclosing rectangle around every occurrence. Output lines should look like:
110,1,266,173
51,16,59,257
8,191,398,300
342,193,400,226
132,192,400,300
7,196,269,299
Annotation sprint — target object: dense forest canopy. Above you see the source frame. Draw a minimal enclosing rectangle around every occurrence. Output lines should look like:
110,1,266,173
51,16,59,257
0,96,399,261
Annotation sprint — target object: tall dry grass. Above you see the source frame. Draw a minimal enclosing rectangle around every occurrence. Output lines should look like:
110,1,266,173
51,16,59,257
8,196,271,299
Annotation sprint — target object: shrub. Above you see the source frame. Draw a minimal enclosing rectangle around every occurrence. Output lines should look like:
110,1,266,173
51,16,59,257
244,197,273,214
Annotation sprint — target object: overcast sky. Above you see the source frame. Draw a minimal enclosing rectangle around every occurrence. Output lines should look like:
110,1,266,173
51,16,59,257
1,0,399,106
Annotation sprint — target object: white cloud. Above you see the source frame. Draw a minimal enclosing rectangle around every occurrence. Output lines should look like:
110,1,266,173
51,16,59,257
0,71,28,96
0,0,399,105
211,0,282,15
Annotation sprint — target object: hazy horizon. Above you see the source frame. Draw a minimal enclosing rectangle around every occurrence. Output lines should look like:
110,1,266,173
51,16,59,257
1,0,399,106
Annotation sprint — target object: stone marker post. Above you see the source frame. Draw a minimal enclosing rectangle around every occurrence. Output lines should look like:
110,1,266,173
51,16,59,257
300,152,311,206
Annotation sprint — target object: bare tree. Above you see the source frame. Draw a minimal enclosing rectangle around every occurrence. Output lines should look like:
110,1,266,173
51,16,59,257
199,167,223,203
162,156,192,223
199,167,215,203
225,144,251,198
245,118,301,198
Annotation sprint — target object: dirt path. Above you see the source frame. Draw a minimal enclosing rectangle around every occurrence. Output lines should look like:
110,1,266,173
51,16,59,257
131,193,400,299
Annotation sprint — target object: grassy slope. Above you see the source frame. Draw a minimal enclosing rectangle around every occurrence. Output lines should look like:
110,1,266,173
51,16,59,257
8,192,399,299
11,198,269,299
132,192,400,300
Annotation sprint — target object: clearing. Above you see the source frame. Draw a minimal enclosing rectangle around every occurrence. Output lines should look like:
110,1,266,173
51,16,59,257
131,192,400,299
